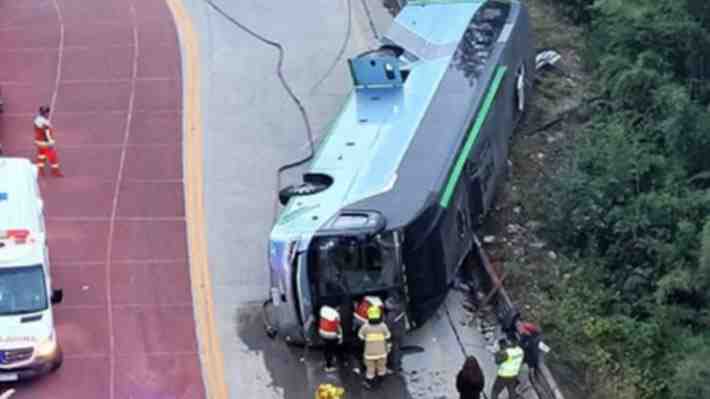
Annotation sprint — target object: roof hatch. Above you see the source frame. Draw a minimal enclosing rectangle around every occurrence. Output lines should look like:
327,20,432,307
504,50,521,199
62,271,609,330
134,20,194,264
348,45,408,90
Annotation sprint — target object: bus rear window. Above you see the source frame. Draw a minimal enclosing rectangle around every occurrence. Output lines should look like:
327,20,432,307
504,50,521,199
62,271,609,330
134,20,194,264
312,233,399,297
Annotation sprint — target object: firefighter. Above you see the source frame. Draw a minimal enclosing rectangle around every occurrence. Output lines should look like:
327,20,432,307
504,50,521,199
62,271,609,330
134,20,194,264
492,338,524,399
315,384,344,399
352,296,384,374
358,305,391,389
318,305,343,372
33,105,63,177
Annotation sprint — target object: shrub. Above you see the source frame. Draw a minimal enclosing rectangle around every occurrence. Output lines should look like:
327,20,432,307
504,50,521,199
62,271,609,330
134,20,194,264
535,1,710,397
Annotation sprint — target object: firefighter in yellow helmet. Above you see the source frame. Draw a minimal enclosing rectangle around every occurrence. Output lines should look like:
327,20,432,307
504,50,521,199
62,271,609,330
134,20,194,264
315,384,344,399
357,305,391,389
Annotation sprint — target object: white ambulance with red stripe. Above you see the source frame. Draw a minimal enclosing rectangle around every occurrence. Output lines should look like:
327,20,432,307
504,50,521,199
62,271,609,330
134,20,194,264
0,158,63,381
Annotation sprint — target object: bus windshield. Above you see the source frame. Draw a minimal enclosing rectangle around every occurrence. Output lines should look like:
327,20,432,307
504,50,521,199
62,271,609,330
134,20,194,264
313,232,400,298
0,265,48,315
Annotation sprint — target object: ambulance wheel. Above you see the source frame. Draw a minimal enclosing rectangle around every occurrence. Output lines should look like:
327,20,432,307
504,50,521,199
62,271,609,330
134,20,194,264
50,348,63,372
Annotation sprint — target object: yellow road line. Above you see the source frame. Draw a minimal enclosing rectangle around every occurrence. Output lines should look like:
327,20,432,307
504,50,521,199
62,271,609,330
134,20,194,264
165,1,229,398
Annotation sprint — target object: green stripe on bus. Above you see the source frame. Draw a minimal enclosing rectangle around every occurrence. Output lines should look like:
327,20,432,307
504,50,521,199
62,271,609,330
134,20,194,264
439,65,507,208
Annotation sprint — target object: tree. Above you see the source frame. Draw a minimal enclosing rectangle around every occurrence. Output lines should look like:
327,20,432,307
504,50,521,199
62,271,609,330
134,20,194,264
671,346,710,399
537,1,710,397
698,219,710,293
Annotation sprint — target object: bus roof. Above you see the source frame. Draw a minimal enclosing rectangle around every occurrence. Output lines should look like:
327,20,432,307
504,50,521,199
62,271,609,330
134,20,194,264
272,0,495,238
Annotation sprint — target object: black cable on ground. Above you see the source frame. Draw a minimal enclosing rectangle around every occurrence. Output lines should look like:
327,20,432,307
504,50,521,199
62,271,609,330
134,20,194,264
309,0,353,95
444,300,469,359
359,0,380,40
202,0,317,224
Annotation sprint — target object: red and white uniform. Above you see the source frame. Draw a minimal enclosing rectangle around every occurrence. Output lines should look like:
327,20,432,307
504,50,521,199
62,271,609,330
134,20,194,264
33,114,60,170
318,306,343,341
354,296,384,326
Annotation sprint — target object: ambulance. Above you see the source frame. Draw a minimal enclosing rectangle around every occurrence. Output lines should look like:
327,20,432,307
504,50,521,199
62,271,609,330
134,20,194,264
0,157,63,380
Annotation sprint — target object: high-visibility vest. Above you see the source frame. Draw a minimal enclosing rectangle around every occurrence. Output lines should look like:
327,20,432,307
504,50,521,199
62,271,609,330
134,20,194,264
365,332,386,342
354,296,383,324
498,347,524,377
318,306,341,340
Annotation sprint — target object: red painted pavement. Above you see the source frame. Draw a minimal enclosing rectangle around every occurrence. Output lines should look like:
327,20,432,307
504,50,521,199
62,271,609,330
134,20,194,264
0,0,205,398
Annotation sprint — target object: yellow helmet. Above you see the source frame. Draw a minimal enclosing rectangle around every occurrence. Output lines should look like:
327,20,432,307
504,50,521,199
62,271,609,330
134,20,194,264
315,384,344,399
367,305,382,321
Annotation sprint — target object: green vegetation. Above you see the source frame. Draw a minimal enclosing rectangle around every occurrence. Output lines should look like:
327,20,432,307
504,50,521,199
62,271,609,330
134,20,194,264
523,1,710,398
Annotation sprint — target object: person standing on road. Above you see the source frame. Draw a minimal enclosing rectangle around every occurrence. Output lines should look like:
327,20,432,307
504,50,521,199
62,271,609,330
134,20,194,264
518,321,542,374
33,105,63,177
384,294,406,373
358,305,391,389
492,338,524,399
318,305,344,372
456,356,485,399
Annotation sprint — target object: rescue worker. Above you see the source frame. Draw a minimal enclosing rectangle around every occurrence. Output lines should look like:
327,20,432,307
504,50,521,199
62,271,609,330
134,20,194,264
518,321,542,374
358,305,391,389
33,105,63,177
353,296,384,328
384,294,406,372
492,338,524,399
352,296,384,374
318,305,343,372
314,384,344,399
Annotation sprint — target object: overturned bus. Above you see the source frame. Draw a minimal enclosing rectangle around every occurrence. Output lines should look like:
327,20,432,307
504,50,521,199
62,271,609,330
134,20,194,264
268,0,534,345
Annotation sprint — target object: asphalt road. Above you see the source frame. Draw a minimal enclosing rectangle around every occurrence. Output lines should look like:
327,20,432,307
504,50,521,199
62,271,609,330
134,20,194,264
179,1,512,398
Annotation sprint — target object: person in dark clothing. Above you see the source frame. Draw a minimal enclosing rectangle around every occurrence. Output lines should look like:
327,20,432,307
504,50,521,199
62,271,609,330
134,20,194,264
340,296,355,343
518,322,542,374
456,356,485,399
384,294,406,372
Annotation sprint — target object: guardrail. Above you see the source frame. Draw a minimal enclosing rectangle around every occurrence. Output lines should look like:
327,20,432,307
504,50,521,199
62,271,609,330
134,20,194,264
467,235,565,399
